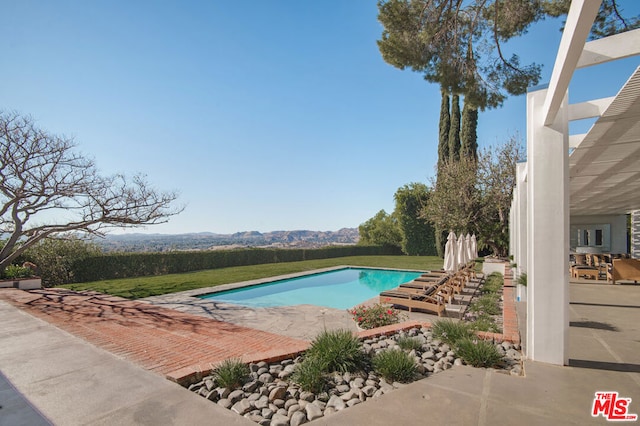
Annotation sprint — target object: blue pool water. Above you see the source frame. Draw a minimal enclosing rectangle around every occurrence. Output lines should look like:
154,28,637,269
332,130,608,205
198,268,422,310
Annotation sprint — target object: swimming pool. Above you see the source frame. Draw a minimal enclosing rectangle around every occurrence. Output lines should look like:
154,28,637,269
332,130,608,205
198,267,422,310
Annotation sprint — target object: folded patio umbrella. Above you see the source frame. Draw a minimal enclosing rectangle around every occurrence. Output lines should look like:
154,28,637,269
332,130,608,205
443,231,457,272
470,234,478,260
457,231,468,269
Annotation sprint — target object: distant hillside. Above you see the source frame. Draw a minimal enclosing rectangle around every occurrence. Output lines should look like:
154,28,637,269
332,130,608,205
94,228,360,252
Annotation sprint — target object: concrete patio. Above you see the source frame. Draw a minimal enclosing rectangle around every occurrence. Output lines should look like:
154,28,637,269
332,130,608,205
1,279,638,425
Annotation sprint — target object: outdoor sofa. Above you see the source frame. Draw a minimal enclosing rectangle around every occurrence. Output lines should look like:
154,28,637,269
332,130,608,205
607,258,640,284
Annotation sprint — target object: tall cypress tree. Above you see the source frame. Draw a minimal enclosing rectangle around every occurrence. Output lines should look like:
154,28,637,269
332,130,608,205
448,94,461,162
435,90,451,258
437,91,450,177
460,98,478,161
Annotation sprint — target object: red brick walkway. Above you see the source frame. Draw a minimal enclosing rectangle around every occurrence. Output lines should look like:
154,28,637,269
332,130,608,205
0,288,309,383
476,266,521,344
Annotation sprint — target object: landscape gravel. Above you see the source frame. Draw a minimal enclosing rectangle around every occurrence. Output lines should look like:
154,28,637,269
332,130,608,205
188,326,523,425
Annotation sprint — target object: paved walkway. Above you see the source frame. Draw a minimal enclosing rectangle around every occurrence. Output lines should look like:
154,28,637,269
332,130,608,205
1,280,639,425
0,299,254,425
0,288,308,379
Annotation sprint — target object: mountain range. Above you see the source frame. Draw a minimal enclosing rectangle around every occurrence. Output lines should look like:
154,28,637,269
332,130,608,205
94,228,360,252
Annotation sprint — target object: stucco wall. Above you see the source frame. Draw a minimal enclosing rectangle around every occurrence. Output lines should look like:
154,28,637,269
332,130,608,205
570,214,628,253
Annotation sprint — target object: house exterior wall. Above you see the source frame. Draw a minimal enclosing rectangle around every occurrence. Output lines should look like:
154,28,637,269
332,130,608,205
570,214,628,254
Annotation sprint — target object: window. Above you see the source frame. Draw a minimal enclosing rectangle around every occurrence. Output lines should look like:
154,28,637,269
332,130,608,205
595,229,603,246
570,223,611,252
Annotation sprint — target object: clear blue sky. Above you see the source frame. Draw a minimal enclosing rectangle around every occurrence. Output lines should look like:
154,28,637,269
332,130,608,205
2,1,638,234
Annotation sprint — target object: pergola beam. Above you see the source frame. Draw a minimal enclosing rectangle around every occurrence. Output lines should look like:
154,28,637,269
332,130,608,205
577,28,640,69
543,0,601,127
569,133,587,149
568,96,615,121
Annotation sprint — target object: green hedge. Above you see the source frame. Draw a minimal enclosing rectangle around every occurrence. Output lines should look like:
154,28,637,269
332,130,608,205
71,245,402,283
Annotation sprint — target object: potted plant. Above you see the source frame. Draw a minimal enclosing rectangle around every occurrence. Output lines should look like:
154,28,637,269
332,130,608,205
0,263,42,290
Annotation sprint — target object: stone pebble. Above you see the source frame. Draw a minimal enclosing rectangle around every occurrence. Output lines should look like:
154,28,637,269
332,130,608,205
189,327,524,425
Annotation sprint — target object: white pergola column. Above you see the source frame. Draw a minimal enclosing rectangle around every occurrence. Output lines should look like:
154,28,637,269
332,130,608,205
515,162,528,302
632,210,640,259
526,87,570,365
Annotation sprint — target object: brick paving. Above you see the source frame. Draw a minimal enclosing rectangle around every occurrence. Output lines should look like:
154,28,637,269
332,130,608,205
0,288,309,382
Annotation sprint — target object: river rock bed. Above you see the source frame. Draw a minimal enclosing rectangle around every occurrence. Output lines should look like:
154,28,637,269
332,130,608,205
188,327,523,425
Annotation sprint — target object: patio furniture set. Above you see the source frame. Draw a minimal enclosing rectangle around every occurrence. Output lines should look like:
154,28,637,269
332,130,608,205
570,253,640,284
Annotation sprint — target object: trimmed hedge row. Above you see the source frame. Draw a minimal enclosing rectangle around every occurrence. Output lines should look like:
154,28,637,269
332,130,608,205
71,245,402,283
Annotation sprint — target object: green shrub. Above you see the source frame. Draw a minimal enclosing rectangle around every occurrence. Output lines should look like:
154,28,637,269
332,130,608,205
70,245,401,282
470,294,501,316
20,237,102,286
348,303,406,329
467,314,501,333
373,349,418,383
396,336,423,351
482,272,503,294
291,356,328,393
212,358,249,389
305,329,368,373
455,338,503,368
431,320,474,347
1,264,34,279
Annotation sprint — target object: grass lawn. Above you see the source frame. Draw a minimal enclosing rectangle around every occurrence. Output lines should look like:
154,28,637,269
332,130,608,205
60,255,444,299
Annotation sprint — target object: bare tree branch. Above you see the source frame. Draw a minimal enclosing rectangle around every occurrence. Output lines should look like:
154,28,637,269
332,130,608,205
0,111,183,270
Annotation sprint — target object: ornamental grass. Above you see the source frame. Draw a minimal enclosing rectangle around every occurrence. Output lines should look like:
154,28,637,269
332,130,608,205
431,319,474,348
372,349,418,383
455,338,503,368
213,358,250,390
305,329,369,373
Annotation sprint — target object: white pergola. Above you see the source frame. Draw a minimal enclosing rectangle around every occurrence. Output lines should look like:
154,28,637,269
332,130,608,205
510,0,640,365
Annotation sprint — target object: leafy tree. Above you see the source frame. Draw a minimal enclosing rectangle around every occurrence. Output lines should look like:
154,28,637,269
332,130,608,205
19,236,103,286
394,183,436,255
377,0,638,110
0,111,182,271
448,94,461,162
544,0,639,39
423,136,523,256
475,136,523,255
358,210,402,249
377,0,544,109
423,156,481,237
461,100,478,161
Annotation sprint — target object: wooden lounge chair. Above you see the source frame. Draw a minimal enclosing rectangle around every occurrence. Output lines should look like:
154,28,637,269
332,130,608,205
415,275,446,283
396,282,456,302
447,275,467,294
399,281,438,292
379,288,446,317
396,283,437,295
409,274,450,286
